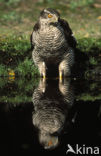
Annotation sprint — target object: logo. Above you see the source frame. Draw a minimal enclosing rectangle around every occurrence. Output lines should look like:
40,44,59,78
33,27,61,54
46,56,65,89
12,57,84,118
66,144,100,155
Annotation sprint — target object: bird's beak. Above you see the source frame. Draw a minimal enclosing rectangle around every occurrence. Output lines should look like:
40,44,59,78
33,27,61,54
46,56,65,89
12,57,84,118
50,16,58,26
53,15,58,22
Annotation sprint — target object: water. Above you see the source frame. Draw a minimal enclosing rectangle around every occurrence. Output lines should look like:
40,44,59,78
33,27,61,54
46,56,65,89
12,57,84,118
0,77,101,155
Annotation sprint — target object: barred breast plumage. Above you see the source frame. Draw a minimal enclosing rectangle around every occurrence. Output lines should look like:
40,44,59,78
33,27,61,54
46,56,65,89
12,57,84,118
35,25,67,50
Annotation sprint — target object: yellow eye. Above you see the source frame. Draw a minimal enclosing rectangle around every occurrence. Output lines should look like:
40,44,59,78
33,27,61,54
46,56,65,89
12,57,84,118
48,140,53,146
48,14,53,18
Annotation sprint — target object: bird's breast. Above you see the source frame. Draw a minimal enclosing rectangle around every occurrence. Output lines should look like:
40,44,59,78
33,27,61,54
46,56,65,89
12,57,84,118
35,26,68,51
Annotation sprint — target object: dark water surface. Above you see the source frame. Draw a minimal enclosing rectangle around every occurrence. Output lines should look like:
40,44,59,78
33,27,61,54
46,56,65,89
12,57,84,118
0,77,101,156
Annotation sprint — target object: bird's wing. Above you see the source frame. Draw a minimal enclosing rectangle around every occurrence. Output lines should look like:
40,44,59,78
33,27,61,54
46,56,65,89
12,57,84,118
30,22,40,50
59,19,77,48
30,32,34,50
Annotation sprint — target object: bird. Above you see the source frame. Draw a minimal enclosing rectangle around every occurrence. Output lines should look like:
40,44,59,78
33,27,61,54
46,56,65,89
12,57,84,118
31,8,77,79
32,78,75,149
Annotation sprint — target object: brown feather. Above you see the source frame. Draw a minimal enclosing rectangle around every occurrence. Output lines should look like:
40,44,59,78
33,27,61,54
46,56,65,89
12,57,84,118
59,19,77,48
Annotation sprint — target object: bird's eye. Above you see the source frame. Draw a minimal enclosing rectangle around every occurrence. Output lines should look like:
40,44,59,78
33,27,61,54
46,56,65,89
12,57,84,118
48,14,53,18
48,140,53,146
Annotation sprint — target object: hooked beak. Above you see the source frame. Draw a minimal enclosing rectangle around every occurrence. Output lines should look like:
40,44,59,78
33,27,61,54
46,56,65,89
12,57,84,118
50,16,59,26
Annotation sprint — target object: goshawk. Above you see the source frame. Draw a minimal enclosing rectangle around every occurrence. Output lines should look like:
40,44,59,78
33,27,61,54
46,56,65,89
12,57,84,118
31,8,77,79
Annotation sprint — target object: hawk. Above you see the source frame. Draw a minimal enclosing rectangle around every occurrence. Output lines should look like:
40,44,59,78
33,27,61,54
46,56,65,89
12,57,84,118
31,8,77,79
32,78,74,149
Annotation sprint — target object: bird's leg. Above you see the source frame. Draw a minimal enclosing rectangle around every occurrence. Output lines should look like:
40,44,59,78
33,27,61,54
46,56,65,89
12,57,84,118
38,77,46,93
59,49,74,80
59,60,64,82
59,70,63,83
59,78,70,96
59,78,74,106
59,60,71,81
59,60,64,81
38,61,46,79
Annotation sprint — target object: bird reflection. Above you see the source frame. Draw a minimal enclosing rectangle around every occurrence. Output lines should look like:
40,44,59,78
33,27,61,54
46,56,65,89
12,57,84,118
32,78,75,150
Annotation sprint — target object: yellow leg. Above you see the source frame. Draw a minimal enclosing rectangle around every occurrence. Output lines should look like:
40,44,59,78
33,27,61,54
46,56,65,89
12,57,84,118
59,71,62,83
43,72,46,79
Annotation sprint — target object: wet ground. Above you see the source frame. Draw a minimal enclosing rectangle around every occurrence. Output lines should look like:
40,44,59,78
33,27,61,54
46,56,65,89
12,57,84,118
0,77,101,156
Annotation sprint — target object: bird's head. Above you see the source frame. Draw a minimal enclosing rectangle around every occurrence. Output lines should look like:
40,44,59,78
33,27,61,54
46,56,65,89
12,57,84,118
39,8,60,26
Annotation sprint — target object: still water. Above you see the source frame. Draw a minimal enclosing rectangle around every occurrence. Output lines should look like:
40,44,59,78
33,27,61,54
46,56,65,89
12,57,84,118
0,77,101,155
